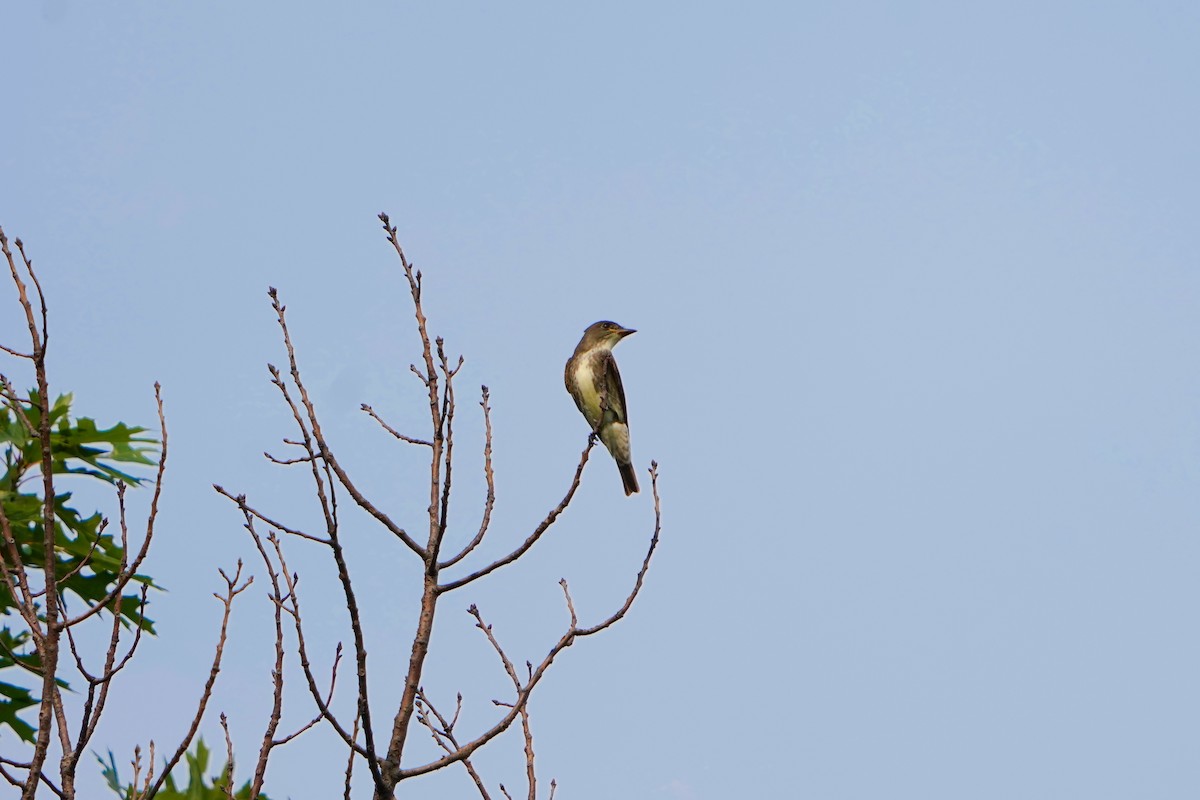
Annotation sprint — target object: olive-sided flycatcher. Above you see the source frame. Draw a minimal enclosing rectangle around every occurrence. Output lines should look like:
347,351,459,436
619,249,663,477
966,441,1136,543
565,321,639,495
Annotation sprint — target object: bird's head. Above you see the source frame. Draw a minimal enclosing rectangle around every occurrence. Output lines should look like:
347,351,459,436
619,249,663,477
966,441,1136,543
581,320,636,351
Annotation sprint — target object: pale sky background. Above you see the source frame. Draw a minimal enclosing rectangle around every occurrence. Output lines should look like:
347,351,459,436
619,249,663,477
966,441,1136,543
2,2,1199,798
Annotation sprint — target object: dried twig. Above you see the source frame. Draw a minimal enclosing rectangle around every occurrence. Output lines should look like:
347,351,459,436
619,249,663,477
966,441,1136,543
438,385,496,570
66,583,150,776
415,689,491,799
142,565,252,799
251,525,369,762
361,403,433,447
213,487,330,546
3,227,62,800
219,713,236,800
268,290,423,557
467,606,538,799
0,756,64,799
344,709,361,800
438,439,595,593
398,464,662,781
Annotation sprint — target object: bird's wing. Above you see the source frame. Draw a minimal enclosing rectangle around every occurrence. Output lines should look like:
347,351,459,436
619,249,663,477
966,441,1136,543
564,358,588,417
603,351,629,424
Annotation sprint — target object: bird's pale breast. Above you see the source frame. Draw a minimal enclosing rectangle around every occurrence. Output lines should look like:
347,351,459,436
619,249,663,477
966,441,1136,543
572,357,603,429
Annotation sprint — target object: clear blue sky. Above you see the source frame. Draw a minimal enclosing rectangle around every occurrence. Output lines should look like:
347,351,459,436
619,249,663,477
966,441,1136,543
3,2,1199,798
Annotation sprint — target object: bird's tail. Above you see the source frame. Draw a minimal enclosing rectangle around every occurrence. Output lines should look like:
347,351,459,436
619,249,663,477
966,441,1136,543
618,461,639,496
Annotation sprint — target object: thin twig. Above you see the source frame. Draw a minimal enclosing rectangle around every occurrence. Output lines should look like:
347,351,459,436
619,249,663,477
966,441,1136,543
344,709,361,800
5,227,63,800
267,534,374,761
439,385,495,569
242,510,287,796
67,584,150,776
269,289,423,557
438,439,594,593
0,757,64,799
361,404,433,447
143,564,252,799
219,712,236,800
467,605,538,799
214,486,331,546
415,689,492,799
576,462,662,637
399,462,662,780
435,339,461,558
271,641,341,747
264,451,316,465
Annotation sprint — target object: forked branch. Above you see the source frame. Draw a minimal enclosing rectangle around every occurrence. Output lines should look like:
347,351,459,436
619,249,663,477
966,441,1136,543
399,463,662,781
438,439,596,593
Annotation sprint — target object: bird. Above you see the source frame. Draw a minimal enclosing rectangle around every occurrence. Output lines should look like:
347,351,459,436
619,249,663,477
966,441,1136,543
564,320,639,495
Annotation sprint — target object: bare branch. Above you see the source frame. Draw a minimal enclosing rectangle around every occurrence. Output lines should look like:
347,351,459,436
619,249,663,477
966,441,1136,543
0,227,44,357
576,462,662,637
438,439,595,593
268,288,424,557
361,403,433,447
143,564,251,799
266,534,381,775
380,571,440,790
263,451,317,465
0,756,64,799
0,761,23,792
242,510,287,797
400,464,662,780
377,214,441,425
127,743,156,800
468,605,538,799
214,485,331,546
394,614,570,778
435,341,458,556
415,689,492,800
67,584,150,775
375,213,455,795
344,709,361,800
269,640,341,749
519,693,537,800
13,237,49,350
6,227,61,800
439,385,495,570
236,507,369,771
219,713,236,800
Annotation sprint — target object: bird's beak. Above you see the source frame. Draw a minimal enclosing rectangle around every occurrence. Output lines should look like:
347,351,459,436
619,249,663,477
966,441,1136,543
618,327,637,338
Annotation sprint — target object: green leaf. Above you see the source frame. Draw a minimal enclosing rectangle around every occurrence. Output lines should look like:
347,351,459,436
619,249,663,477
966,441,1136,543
0,680,37,742
1,389,163,741
96,739,273,800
